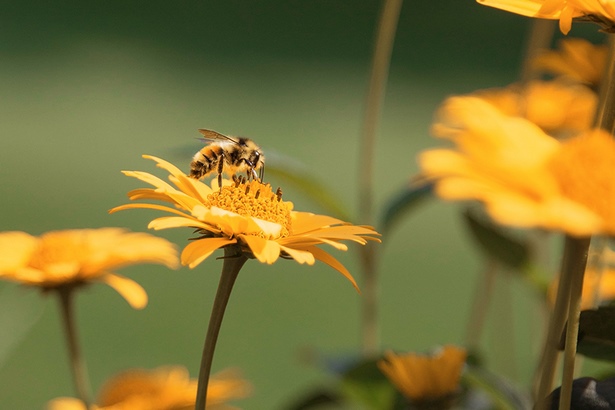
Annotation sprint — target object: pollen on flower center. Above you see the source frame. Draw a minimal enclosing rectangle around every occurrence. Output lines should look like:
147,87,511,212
204,179,293,237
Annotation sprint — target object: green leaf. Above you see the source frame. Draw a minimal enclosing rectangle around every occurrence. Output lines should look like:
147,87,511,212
264,153,352,221
462,209,530,270
571,307,615,362
380,181,433,235
341,358,399,410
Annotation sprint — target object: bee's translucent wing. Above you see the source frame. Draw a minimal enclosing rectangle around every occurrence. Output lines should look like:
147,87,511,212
197,129,238,144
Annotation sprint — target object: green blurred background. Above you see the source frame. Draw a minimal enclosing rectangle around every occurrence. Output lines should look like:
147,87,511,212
0,1,595,408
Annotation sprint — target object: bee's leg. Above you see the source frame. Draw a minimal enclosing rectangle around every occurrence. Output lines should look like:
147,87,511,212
217,153,224,191
240,159,257,181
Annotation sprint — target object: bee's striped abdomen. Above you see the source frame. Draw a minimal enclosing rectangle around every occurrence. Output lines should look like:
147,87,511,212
189,145,224,179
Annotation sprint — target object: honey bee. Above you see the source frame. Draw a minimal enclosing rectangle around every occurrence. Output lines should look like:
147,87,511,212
189,129,265,187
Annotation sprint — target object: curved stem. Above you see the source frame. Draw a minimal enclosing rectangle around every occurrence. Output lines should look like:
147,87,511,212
195,247,247,410
57,286,92,407
358,0,403,357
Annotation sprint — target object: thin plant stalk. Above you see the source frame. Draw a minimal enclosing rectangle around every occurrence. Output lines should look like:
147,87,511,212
464,259,498,349
519,20,556,84
195,246,247,410
595,35,615,132
558,237,590,410
536,235,590,410
357,0,402,356
533,236,588,407
57,286,92,408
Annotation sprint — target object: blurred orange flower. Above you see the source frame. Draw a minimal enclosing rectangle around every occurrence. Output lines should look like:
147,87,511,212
475,80,597,136
477,0,615,34
378,346,467,402
532,38,607,86
111,156,380,292
0,228,179,309
419,96,615,236
47,366,251,410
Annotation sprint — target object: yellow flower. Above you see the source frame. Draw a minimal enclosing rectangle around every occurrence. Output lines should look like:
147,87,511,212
549,266,615,310
0,228,179,309
475,80,597,136
477,0,615,34
47,366,251,410
532,38,607,86
110,156,380,291
378,346,467,402
419,96,615,236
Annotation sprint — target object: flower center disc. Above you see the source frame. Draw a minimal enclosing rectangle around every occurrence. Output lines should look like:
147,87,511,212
205,180,293,237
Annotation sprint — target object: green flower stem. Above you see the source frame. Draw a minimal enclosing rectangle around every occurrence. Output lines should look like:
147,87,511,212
464,259,498,349
57,286,92,408
358,0,402,356
195,247,247,410
595,35,615,131
519,20,556,84
558,237,590,410
533,236,590,410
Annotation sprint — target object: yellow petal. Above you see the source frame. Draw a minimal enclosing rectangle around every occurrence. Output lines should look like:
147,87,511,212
302,225,377,244
143,154,186,178
249,217,283,238
477,0,545,16
47,398,90,410
280,245,316,265
0,231,38,274
121,170,177,192
558,4,575,34
110,203,194,218
99,272,148,309
238,235,281,264
181,238,236,268
126,188,173,202
147,216,213,232
291,212,347,234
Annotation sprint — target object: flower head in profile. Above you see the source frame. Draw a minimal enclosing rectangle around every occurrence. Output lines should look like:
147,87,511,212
477,0,615,34
532,38,607,87
0,228,179,309
378,346,467,405
419,96,615,236
111,156,380,291
47,366,251,410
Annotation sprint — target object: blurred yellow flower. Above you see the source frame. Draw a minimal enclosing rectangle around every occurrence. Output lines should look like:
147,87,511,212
419,96,615,236
477,0,615,34
0,228,179,309
475,80,597,136
378,346,467,402
549,266,615,310
111,156,380,292
47,366,250,410
532,38,607,86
